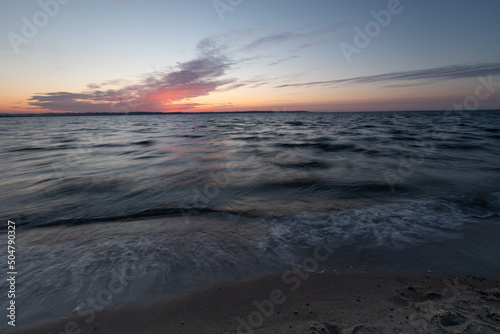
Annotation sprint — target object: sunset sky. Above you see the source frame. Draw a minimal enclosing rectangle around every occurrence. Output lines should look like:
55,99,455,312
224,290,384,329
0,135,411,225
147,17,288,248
1,0,500,113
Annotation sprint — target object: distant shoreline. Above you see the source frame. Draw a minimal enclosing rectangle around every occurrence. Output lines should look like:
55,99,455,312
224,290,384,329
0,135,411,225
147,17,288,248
1,109,499,117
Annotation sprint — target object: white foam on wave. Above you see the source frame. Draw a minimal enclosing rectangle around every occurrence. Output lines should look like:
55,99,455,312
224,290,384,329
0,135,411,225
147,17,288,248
263,199,476,250
0,196,494,329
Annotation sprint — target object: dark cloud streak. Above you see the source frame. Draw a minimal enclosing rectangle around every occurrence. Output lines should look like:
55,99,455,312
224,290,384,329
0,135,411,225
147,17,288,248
277,61,500,88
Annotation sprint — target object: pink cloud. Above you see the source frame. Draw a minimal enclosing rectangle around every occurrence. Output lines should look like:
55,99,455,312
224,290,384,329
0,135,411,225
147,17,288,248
26,40,236,113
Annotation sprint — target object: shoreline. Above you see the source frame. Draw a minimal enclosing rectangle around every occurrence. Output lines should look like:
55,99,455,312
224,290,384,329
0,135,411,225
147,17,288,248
10,270,500,334
8,216,500,333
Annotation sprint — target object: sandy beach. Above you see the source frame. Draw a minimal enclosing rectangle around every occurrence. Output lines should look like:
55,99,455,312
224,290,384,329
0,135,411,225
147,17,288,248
8,216,500,334
10,270,500,334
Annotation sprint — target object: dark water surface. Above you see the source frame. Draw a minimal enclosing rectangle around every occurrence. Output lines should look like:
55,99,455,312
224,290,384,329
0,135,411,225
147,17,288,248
1,111,500,327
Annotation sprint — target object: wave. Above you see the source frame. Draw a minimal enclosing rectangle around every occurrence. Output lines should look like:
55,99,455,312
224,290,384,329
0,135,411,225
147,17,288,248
276,141,358,152
285,121,304,126
133,139,155,146
265,198,482,249
7,146,50,152
273,160,330,169
6,192,497,237
435,143,483,150
0,194,497,326
179,134,205,138
9,207,228,228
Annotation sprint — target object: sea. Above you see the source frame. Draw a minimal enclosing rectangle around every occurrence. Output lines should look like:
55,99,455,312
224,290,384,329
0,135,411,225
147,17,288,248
1,110,500,329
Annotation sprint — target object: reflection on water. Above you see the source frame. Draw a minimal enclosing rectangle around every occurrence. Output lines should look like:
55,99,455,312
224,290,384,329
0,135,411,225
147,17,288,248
1,111,500,226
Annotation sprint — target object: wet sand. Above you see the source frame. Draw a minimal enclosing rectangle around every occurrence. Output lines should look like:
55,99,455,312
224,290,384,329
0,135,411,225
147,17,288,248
11,270,500,334
10,216,500,333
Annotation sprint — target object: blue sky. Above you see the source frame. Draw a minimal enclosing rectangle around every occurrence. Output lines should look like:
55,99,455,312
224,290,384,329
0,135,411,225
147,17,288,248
1,0,499,112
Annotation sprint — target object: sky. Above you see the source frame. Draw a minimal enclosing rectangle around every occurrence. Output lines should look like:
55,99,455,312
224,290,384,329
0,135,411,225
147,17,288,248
1,0,500,113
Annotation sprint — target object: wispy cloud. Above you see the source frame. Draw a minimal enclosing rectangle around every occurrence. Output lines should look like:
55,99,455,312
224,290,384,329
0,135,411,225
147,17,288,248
26,39,237,112
240,23,346,53
236,24,344,73
241,32,295,51
277,61,500,88
266,55,298,67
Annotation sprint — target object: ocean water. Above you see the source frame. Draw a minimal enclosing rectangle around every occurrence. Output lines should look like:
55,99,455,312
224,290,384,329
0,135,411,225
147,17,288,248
1,110,500,327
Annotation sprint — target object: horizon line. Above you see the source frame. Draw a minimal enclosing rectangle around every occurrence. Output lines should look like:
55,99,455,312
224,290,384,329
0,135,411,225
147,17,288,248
1,109,499,117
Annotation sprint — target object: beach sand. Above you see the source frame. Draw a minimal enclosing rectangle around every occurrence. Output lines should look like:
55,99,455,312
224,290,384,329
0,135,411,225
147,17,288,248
11,270,500,334
10,217,500,333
